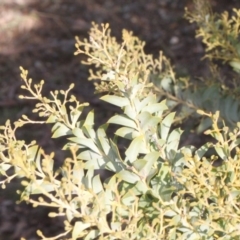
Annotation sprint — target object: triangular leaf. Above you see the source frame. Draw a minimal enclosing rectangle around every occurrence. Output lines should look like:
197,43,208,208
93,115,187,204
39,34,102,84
101,95,129,107
160,112,176,140
108,115,137,129
125,135,146,162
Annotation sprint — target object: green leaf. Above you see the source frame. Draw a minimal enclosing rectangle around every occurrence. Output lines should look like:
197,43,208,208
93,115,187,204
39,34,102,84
108,140,125,172
72,127,84,138
124,104,137,119
98,134,110,155
138,112,161,132
136,94,156,113
101,95,130,107
82,169,94,189
96,126,111,155
28,145,42,174
81,138,124,172
77,150,100,161
72,163,85,181
110,222,122,232
230,138,240,151
221,96,235,124
116,170,140,184
229,190,240,200
125,135,146,162
139,151,159,178
121,188,138,206
72,221,91,239
97,124,108,138
166,128,182,152
142,101,168,115
24,180,59,195
130,83,145,99
146,168,158,185
84,229,99,240
52,122,71,138
164,209,177,217
82,125,96,139
215,145,228,160
161,77,173,92
92,174,103,194
229,60,240,72
46,114,57,123
134,179,148,195
182,232,200,240
84,158,105,170
66,208,74,223
0,163,11,173
108,115,137,129
68,137,100,154
138,112,151,129
160,112,175,140
168,228,177,240
194,143,208,161
84,110,94,126
151,163,174,201
132,159,147,172
101,70,116,80
171,215,182,226
70,107,83,126
115,127,140,140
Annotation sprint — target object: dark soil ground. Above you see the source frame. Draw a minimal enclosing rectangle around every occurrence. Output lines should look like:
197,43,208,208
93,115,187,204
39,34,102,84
0,0,239,239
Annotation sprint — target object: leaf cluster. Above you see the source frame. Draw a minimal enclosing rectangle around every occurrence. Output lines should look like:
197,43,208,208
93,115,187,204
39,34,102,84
1,3,240,239
185,0,240,73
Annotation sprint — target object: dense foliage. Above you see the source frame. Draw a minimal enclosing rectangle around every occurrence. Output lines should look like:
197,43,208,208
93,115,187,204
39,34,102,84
1,1,240,239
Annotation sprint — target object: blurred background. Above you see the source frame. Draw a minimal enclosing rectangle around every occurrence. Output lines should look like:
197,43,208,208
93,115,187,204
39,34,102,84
0,0,239,239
